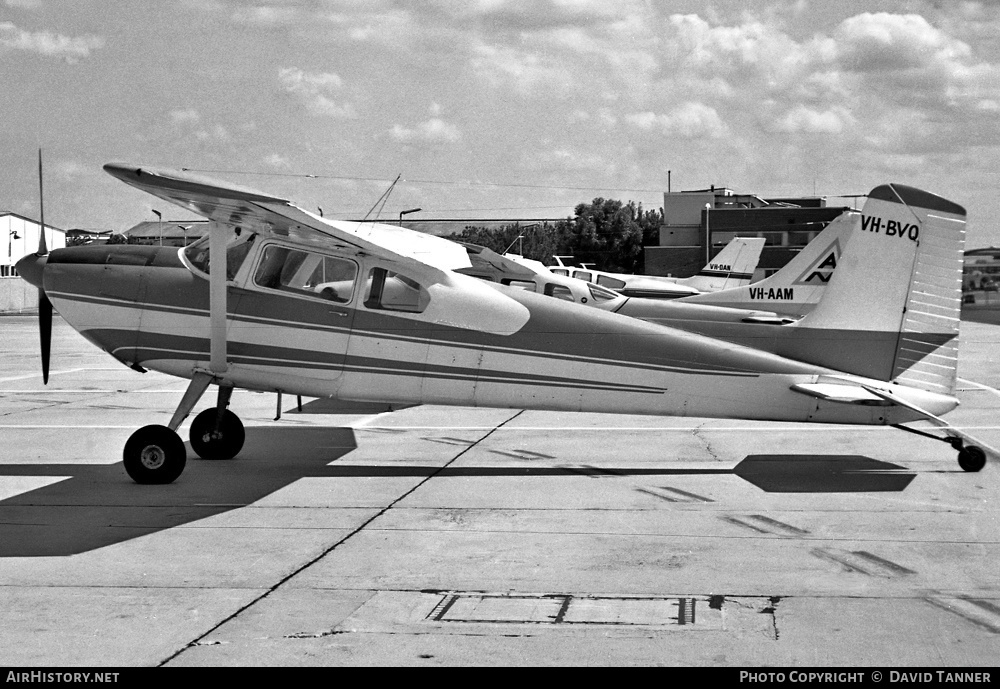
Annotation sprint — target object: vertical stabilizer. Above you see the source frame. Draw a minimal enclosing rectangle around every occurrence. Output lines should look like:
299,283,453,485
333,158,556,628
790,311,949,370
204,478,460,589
680,237,766,292
786,184,966,391
678,211,857,315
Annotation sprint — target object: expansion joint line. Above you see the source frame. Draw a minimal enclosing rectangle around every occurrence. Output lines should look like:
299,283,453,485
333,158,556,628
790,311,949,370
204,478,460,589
157,409,525,667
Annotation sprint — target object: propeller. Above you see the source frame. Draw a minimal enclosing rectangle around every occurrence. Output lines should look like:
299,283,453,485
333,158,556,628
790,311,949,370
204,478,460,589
36,149,51,384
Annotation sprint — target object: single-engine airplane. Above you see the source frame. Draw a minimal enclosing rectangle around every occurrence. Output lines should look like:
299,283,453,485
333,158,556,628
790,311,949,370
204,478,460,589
549,236,766,299
15,163,993,484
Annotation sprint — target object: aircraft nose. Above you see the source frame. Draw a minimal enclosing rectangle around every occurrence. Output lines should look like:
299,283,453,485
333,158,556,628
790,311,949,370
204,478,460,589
15,252,47,289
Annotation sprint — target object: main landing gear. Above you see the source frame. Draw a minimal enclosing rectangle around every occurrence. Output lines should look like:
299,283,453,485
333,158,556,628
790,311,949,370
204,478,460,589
893,424,988,472
122,372,245,484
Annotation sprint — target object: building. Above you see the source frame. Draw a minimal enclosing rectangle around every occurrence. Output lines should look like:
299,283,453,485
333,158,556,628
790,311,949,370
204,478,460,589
123,220,207,246
65,228,115,246
1,212,66,312
646,187,849,279
963,247,1000,291
1,212,65,276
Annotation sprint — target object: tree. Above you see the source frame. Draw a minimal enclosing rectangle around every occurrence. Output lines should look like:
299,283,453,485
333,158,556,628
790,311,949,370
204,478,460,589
564,198,644,272
443,197,664,273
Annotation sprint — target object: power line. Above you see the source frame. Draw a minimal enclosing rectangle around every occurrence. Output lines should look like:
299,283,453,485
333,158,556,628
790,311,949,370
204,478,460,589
179,167,666,195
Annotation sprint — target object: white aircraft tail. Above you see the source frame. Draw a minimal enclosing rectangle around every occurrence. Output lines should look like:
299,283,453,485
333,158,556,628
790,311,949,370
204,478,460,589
678,211,858,315
787,184,966,394
680,237,766,292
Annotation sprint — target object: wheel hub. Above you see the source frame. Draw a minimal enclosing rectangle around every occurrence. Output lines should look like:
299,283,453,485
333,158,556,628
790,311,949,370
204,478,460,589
139,445,166,470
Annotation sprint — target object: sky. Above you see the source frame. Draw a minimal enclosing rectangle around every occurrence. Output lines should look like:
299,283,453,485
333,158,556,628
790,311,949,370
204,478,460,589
2,0,1000,248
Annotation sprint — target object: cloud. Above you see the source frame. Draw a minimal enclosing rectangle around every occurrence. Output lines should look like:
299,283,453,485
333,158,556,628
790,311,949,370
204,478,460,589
0,21,104,63
195,124,230,142
833,13,971,73
390,117,461,144
167,108,230,143
626,102,727,139
775,105,855,134
389,103,462,144
263,153,291,170
471,44,573,95
231,5,302,26
169,108,201,125
53,159,89,181
278,67,356,118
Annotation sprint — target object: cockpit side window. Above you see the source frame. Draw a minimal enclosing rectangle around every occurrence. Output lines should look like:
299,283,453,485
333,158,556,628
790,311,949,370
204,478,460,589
587,284,620,303
183,229,257,280
363,267,430,313
253,245,358,303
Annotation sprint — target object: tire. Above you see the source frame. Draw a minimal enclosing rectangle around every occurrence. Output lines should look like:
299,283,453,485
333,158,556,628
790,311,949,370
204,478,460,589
958,446,987,472
189,408,245,460
123,425,187,484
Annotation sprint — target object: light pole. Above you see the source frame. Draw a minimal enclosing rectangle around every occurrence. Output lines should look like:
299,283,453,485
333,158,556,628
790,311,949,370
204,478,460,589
704,203,711,266
153,209,162,246
398,207,421,226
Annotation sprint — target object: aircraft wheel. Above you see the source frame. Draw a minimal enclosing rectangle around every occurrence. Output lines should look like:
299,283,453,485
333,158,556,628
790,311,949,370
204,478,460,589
123,425,187,484
190,408,245,460
958,446,987,472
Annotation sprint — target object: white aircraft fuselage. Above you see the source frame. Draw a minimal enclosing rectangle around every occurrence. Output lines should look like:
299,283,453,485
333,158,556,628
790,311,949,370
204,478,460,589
41,238,953,427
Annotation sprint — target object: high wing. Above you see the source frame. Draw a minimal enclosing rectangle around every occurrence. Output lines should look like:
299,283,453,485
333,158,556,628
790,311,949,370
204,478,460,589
102,163,472,275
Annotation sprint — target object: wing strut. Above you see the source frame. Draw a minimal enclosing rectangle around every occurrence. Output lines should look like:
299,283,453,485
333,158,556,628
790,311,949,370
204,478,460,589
208,221,229,373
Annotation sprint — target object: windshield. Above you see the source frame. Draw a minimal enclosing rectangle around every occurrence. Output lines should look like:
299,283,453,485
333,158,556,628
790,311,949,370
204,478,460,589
588,283,620,303
183,229,257,279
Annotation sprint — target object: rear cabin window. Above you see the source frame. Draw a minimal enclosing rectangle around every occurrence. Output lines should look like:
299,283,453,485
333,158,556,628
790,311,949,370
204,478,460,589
574,271,593,282
550,268,569,276
544,284,574,301
501,279,537,292
253,245,357,303
363,267,430,313
596,275,626,290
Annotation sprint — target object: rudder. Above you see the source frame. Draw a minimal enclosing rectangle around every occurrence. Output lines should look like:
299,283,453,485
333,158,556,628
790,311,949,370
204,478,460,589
784,183,966,391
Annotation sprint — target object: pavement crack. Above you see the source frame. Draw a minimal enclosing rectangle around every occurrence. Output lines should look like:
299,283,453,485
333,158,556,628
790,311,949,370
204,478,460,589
691,423,721,462
762,596,781,640
156,409,526,667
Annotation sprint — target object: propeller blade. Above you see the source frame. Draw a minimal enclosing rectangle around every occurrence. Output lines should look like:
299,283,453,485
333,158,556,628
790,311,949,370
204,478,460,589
39,290,52,385
36,148,51,384
37,149,48,256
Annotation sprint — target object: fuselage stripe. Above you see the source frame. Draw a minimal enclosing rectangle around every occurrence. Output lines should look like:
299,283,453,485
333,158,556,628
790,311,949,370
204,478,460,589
54,290,761,378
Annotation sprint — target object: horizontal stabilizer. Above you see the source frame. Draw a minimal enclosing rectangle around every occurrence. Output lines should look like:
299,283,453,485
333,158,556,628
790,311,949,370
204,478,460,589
861,383,1000,462
790,382,891,406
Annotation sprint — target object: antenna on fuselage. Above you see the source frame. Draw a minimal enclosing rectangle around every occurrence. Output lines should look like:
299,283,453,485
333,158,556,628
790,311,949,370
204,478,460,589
362,174,401,223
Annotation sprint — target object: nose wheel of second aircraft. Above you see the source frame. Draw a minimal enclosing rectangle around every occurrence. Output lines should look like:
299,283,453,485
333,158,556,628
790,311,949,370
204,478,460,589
189,408,245,460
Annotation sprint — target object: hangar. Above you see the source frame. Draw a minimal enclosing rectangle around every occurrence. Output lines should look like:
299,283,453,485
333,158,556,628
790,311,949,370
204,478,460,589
0,212,64,312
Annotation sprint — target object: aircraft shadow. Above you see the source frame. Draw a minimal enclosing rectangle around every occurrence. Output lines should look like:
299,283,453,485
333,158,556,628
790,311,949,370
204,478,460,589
289,397,414,414
732,455,916,493
300,454,916,494
0,446,912,557
0,427,357,558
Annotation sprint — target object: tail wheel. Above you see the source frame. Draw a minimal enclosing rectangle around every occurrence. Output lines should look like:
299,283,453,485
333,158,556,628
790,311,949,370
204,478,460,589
190,408,245,460
123,425,187,484
958,446,987,472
